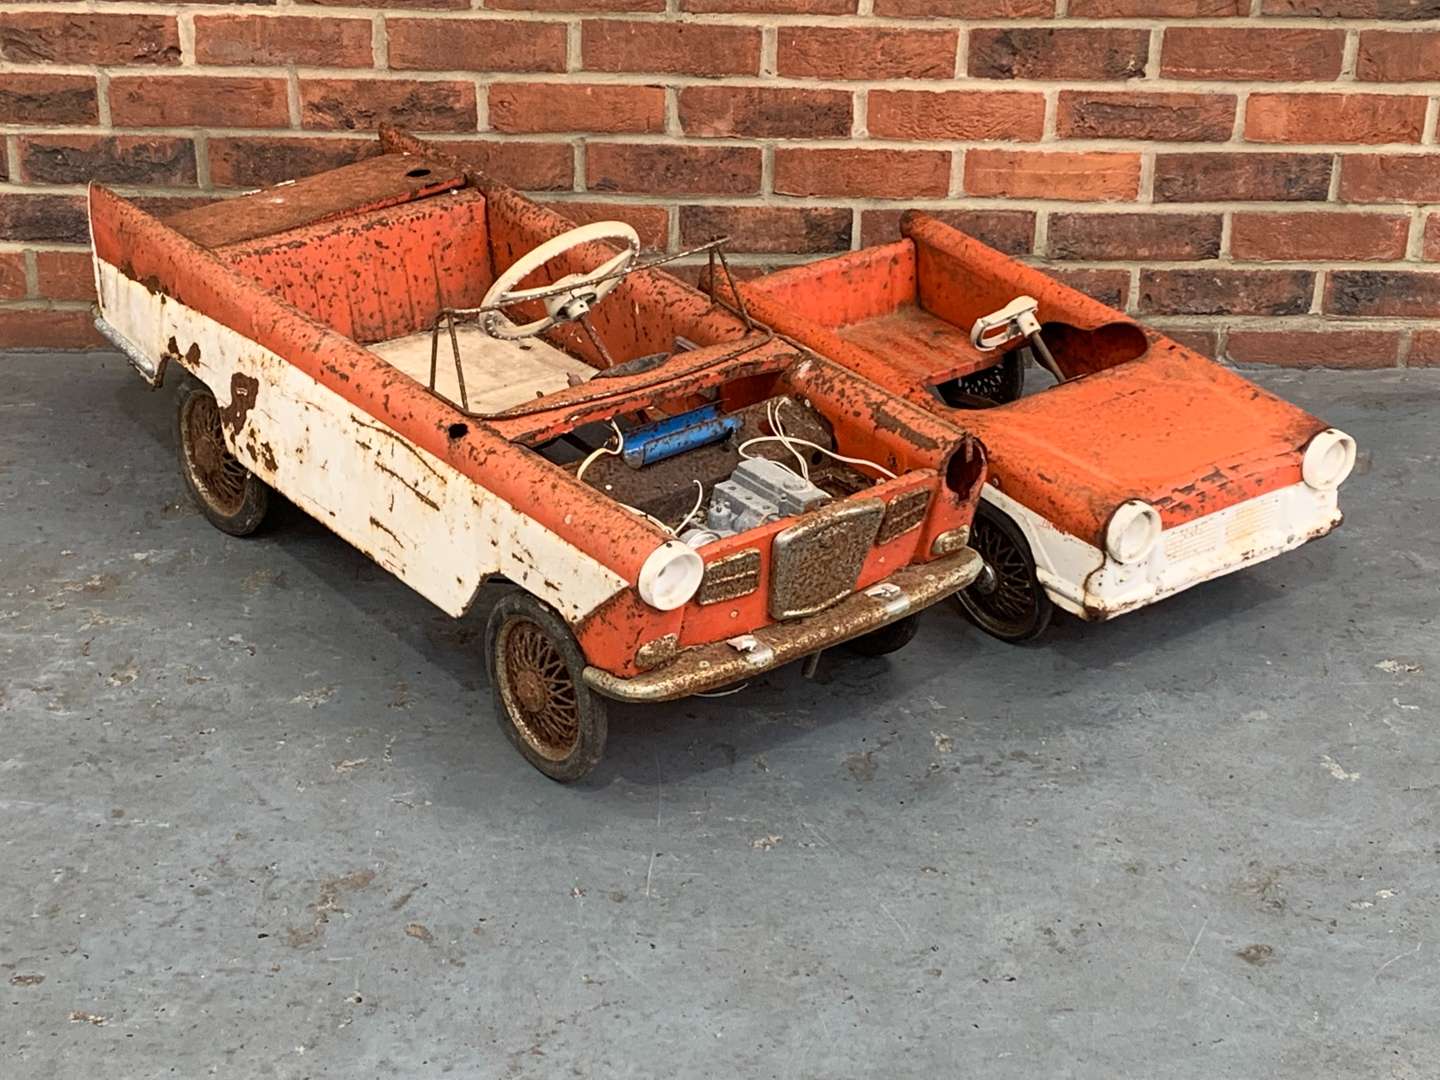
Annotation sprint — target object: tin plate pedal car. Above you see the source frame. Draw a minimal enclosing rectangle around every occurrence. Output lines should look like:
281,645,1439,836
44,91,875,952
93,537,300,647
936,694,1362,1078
735,211,1356,642
88,130,987,780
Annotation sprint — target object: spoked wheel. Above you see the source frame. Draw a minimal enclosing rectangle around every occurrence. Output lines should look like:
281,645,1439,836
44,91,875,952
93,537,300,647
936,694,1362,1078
175,377,269,536
844,613,921,657
485,592,607,782
937,351,1025,407
955,502,1053,643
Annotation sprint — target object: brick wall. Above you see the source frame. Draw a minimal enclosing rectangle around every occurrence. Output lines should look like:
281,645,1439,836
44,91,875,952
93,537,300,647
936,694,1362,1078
1,1,1437,365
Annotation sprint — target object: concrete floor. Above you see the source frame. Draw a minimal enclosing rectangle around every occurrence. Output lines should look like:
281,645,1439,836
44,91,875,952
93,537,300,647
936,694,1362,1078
1,353,1436,1079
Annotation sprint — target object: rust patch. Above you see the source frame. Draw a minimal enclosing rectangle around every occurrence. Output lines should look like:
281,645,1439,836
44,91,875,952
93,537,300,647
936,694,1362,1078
769,498,885,620
217,372,260,436
258,441,279,472
877,487,931,545
369,515,403,545
375,462,440,510
698,548,762,605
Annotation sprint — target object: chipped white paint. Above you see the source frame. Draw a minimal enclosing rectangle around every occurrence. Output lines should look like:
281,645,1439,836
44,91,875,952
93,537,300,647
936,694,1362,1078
1375,659,1423,675
982,481,1342,620
96,259,630,623
1320,755,1359,782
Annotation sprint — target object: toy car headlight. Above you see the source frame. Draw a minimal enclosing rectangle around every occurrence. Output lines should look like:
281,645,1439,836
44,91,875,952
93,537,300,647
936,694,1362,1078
1105,500,1162,564
1302,428,1356,492
638,541,704,611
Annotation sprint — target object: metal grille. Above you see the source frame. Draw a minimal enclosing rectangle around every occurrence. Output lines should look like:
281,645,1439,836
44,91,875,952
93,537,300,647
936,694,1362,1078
769,499,885,620
697,548,761,605
876,488,931,545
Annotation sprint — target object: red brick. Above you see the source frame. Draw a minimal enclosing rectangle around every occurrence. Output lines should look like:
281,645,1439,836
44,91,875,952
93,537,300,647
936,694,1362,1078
35,251,95,303
679,205,852,254
875,0,1053,13
0,74,98,125
1225,329,1402,368
777,27,957,81
965,150,1141,202
774,148,951,199
194,15,372,67
1071,0,1244,13
1425,215,1440,261
684,0,853,9
860,208,1035,255
1047,213,1222,261
1230,212,1410,262
587,144,761,196
1161,28,1343,81
1326,271,1440,317
679,86,852,139
110,76,289,129
418,140,573,190
0,253,25,301
0,308,104,351
539,200,670,250
1139,269,1314,316
1155,153,1332,202
1246,94,1427,145
1261,0,1440,17
1340,155,1440,203
1045,268,1131,310
387,18,567,72
582,20,760,76
491,83,665,134
969,28,1148,80
19,135,196,187
492,0,664,9
869,91,1044,142
209,137,377,188
305,0,466,8
300,79,476,132
1356,31,1440,82
1155,327,1220,355
1057,92,1236,142
0,194,90,245
1411,330,1440,366
0,13,177,65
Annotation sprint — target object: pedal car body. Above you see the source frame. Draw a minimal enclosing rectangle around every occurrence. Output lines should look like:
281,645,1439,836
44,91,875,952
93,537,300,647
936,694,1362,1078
88,131,986,779
736,212,1356,641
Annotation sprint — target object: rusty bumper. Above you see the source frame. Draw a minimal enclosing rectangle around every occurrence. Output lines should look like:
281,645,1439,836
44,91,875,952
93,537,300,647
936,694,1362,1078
582,548,983,703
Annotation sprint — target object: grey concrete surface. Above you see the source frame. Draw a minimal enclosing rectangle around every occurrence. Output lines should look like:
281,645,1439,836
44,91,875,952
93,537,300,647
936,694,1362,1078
1,353,1436,1080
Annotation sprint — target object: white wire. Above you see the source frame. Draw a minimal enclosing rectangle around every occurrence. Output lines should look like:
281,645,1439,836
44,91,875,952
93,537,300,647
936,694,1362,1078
672,480,706,535
768,398,810,481
575,419,625,484
739,434,897,481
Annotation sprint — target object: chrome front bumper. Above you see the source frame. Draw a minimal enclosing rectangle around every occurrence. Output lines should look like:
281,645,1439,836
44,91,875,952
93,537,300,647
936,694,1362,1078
583,548,983,703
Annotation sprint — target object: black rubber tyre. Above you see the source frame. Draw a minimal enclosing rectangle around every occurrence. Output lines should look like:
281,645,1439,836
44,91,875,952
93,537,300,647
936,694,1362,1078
955,502,1054,643
485,591,608,782
937,351,1025,407
844,613,921,657
175,377,270,537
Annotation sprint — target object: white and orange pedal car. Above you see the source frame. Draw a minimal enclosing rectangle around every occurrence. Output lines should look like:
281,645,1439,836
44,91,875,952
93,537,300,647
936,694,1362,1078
735,212,1357,641
89,131,987,780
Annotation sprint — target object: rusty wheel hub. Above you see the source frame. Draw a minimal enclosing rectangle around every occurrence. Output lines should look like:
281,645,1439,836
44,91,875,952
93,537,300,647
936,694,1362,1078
498,619,580,761
183,394,248,515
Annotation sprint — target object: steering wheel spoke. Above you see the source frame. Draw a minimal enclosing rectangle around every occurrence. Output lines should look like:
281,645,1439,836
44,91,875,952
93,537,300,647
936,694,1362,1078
480,221,641,341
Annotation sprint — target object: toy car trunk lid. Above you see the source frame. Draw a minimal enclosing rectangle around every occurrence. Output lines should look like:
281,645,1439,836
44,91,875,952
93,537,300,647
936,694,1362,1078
737,211,1335,550
88,131,986,710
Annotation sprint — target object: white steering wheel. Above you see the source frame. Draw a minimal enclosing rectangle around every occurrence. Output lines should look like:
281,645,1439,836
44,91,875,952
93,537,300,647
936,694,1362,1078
480,221,641,341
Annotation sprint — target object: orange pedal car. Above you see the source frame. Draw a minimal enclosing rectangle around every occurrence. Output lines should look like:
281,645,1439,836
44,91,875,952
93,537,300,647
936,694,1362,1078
90,131,987,780
735,212,1357,641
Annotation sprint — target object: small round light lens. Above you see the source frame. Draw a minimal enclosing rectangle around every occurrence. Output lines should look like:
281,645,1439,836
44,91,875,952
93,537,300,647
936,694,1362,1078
1105,500,1162,564
637,541,704,611
1302,428,1356,492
